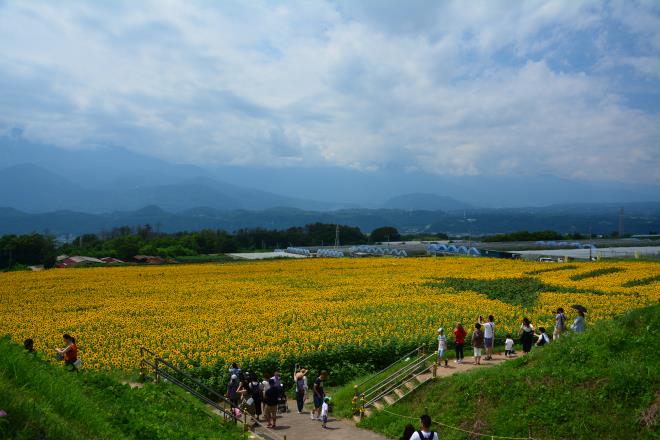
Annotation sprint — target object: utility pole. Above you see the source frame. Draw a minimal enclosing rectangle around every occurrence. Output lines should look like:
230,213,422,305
588,226,592,261
334,224,340,249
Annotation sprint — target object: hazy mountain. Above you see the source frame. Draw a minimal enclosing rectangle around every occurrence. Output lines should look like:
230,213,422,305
384,193,472,211
2,135,659,212
1,203,658,236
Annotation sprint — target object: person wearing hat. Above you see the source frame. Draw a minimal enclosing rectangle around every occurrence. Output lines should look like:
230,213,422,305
227,374,242,408
293,367,308,414
437,328,448,367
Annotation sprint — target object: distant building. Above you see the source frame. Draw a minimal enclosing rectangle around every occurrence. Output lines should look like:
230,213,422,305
56,256,105,268
100,257,125,264
133,255,166,264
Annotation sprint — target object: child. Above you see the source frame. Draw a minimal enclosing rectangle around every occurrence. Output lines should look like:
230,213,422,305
321,397,330,429
471,323,484,365
437,328,448,367
536,327,550,347
504,334,514,357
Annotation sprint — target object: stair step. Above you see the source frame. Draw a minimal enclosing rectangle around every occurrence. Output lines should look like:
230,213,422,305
404,380,417,390
373,401,384,410
383,394,396,405
394,388,406,398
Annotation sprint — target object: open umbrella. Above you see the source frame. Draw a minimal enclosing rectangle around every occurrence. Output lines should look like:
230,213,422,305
571,304,587,313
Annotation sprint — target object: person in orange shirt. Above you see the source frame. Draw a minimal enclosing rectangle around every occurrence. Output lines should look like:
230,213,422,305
55,334,78,372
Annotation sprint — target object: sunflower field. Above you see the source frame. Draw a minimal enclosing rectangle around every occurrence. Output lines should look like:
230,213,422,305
1,257,658,381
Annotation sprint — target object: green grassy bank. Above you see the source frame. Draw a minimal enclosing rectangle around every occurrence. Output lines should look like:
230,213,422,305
0,336,242,439
359,305,660,439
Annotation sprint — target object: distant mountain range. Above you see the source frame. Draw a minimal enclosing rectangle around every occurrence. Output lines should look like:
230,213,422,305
1,202,658,237
2,135,660,213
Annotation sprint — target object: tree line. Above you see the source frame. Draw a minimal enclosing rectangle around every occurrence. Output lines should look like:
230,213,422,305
0,224,415,270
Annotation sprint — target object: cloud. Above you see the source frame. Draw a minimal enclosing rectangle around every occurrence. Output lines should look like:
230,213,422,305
0,0,658,183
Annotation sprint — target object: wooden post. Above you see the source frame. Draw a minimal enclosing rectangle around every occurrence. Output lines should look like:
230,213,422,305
432,362,438,379
360,393,366,418
155,358,160,384
139,347,145,378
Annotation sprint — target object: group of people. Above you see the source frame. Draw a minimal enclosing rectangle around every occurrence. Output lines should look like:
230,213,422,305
438,308,587,365
226,363,331,429
22,334,80,371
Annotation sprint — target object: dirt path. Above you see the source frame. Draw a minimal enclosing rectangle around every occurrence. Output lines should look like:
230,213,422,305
254,354,515,440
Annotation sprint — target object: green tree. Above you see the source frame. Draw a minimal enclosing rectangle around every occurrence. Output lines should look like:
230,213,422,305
370,226,401,243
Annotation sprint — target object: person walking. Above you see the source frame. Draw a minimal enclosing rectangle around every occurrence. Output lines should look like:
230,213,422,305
471,323,484,365
504,334,515,357
520,318,535,354
55,334,78,372
571,311,586,332
321,397,330,429
311,370,327,420
264,378,279,429
483,315,495,360
553,308,567,340
437,328,448,367
248,376,263,421
227,374,242,408
453,323,467,364
294,367,308,414
229,362,241,379
409,414,439,440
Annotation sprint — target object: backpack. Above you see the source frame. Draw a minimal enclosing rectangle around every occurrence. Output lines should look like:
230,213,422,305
538,334,549,346
250,382,261,400
417,431,435,439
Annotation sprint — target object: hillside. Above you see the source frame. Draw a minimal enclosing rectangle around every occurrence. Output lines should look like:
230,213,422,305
359,305,660,439
383,193,472,211
0,336,242,439
1,203,659,236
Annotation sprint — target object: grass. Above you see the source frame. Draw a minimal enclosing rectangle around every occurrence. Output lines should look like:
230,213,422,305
525,264,579,275
426,276,616,308
569,267,625,281
175,254,236,263
623,274,660,287
358,305,660,439
0,336,243,440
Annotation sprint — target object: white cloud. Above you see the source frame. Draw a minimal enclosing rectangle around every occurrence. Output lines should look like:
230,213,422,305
0,0,658,183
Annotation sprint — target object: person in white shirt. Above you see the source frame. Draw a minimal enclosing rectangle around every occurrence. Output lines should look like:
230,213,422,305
437,328,448,367
483,315,495,360
321,397,330,429
409,415,439,440
504,334,515,357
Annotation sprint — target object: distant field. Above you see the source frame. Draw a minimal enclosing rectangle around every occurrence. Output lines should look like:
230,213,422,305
1,258,658,373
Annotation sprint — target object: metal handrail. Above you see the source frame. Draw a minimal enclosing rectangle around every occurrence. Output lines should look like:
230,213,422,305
362,347,428,399
364,353,435,408
141,346,228,404
356,344,424,389
140,347,236,420
140,346,286,440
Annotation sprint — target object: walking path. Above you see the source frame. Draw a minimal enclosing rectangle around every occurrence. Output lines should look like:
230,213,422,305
252,354,515,440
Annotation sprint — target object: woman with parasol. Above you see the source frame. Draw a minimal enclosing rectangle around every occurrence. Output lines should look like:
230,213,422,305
571,305,587,332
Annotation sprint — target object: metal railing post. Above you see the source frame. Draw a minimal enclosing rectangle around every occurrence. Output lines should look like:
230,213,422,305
140,346,145,378
360,393,366,418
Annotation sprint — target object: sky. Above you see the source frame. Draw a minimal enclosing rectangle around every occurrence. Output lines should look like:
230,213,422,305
1,0,659,184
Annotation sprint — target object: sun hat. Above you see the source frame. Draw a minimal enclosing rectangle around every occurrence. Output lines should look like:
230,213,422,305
231,374,237,380
438,328,444,333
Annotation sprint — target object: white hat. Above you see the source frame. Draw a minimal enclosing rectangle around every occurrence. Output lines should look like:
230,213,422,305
438,328,444,333
231,374,237,380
